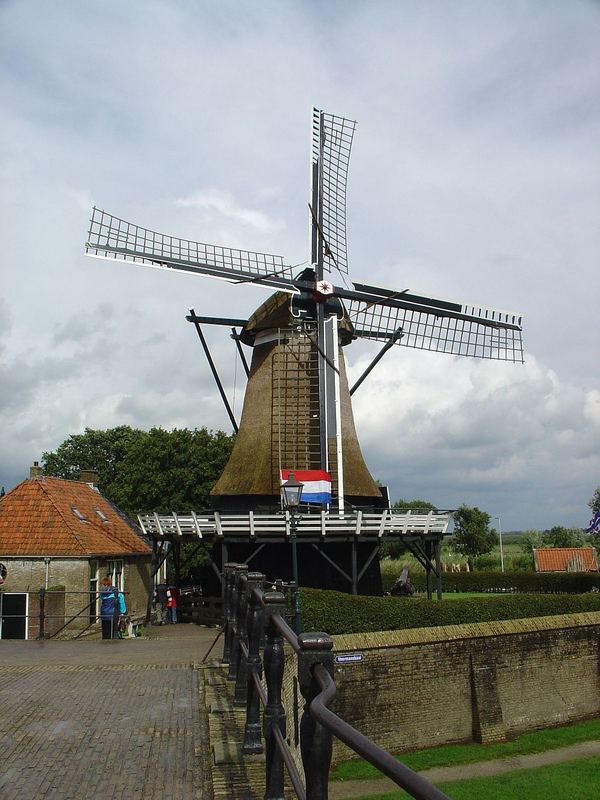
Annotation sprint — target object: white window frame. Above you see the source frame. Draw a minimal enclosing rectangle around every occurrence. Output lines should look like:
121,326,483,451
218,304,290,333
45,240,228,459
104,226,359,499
106,559,124,591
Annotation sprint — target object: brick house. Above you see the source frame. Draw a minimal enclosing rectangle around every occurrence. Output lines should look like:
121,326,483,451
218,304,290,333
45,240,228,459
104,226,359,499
0,465,152,639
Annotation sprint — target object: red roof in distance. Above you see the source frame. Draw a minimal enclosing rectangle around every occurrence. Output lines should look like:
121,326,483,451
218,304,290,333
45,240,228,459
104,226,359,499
533,547,598,573
0,476,152,557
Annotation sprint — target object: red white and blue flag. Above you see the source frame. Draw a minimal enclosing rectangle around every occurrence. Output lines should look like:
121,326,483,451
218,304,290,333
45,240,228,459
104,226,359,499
585,511,600,534
281,469,332,504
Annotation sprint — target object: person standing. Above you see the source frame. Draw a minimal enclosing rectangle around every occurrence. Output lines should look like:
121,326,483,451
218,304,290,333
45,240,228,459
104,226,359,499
166,586,178,624
99,577,126,639
153,582,168,625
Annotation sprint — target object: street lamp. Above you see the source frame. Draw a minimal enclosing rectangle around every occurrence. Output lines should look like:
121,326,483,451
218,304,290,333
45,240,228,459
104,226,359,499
280,472,303,633
495,516,504,573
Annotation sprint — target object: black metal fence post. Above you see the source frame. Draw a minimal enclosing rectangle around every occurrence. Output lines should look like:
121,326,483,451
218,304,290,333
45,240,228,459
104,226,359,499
234,571,262,707
263,590,287,800
228,564,248,681
222,562,238,663
298,631,335,800
242,577,265,755
38,587,46,640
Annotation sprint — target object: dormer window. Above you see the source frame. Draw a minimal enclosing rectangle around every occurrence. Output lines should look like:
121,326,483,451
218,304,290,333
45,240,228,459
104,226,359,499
94,508,109,523
72,507,88,521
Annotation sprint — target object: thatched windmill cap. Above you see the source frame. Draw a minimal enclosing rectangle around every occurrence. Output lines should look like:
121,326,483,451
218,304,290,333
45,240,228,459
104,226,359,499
239,289,355,347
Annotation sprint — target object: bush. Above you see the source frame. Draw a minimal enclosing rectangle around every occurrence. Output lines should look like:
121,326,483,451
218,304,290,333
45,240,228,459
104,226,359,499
414,571,600,594
510,554,535,572
473,554,500,571
301,588,600,636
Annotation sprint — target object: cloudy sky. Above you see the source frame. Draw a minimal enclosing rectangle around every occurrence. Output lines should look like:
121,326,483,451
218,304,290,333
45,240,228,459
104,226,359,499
1,0,598,530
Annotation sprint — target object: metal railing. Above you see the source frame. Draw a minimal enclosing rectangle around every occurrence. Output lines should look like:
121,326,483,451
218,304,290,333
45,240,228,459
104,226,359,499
222,563,450,800
0,589,130,640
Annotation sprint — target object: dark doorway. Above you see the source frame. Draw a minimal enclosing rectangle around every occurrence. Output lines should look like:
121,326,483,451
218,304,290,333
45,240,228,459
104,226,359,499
0,593,27,639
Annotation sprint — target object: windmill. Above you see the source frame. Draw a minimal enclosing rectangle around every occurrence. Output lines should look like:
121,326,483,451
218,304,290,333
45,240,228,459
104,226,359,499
85,108,523,596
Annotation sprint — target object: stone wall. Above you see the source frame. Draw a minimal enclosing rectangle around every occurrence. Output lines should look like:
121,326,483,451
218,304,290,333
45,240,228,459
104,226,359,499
0,558,88,636
278,612,600,768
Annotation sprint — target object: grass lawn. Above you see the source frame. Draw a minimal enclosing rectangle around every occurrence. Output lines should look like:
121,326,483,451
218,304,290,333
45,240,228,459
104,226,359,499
331,717,600,781
359,756,600,799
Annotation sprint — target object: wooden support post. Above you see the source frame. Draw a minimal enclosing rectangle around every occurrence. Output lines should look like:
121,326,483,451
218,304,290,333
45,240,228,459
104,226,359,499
425,540,433,600
173,540,181,588
435,538,443,600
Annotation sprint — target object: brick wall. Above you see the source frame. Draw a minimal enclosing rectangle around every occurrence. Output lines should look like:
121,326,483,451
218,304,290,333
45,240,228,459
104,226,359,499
0,556,151,636
277,613,600,769
122,557,152,617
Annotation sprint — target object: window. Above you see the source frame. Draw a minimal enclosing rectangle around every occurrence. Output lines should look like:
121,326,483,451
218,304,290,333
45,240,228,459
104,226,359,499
71,507,88,521
106,560,124,591
89,560,99,623
94,508,109,523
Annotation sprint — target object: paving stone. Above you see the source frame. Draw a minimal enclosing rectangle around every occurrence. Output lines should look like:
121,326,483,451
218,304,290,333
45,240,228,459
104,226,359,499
0,631,216,800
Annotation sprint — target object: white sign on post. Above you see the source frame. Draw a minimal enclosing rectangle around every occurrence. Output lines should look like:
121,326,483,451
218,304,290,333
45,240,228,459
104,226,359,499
334,652,364,664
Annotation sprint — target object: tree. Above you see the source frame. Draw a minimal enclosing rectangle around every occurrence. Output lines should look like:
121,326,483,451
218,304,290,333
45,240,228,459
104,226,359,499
542,526,585,548
43,426,142,489
452,505,497,570
519,529,542,553
43,426,234,519
43,426,235,582
381,499,437,560
588,486,600,515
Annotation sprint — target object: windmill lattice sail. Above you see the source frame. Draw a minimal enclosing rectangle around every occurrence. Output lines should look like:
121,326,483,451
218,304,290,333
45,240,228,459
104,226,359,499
312,109,357,275
86,207,294,290
346,287,524,362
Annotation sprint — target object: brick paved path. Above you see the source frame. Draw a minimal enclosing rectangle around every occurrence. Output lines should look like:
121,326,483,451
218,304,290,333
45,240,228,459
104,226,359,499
0,626,218,800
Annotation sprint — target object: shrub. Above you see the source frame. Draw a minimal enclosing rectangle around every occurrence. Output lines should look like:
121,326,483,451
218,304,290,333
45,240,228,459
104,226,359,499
413,571,600,594
382,567,600,594
301,588,600,636
473,554,500,571
510,554,535,572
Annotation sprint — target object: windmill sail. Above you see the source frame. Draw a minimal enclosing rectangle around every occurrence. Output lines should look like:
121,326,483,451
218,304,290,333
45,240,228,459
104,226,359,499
86,207,297,292
344,283,523,362
312,109,356,275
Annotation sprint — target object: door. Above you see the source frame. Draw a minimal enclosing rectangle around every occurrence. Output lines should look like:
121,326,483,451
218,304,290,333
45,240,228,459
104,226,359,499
0,593,27,639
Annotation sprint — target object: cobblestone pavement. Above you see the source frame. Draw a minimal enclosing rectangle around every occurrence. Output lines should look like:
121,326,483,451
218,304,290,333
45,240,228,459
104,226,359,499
0,625,218,800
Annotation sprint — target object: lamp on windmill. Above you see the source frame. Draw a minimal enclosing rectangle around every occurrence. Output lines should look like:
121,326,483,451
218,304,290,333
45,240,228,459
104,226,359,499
280,471,304,633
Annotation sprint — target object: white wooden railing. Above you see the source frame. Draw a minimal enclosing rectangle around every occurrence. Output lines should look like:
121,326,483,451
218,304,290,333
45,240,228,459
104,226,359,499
137,509,452,539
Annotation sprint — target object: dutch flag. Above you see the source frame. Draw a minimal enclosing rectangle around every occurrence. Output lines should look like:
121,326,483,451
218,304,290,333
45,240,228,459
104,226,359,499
585,511,600,534
281,469,332,504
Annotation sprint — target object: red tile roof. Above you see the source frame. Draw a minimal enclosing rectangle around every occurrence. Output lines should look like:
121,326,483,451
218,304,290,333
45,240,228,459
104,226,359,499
533,547,598,572
0,477,152,557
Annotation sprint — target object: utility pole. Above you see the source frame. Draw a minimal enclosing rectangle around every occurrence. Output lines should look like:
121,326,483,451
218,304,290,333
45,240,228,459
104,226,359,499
495,516,504,573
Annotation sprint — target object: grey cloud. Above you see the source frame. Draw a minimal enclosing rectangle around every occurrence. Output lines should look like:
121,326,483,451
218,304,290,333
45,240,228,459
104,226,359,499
1,0,598,530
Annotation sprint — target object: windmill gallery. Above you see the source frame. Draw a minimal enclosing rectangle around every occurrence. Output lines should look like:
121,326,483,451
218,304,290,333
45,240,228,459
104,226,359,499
85,108,523,597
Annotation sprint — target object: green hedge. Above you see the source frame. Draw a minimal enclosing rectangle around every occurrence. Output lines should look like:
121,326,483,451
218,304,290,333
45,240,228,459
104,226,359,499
301,588,600,636
382,570,600,594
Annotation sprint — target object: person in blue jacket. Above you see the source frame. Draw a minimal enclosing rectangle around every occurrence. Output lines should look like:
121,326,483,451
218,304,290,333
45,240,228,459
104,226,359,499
99,576,127,639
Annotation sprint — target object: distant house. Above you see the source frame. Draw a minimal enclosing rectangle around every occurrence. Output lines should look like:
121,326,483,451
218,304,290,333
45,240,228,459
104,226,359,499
533,547,599,573
0,464,152,639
